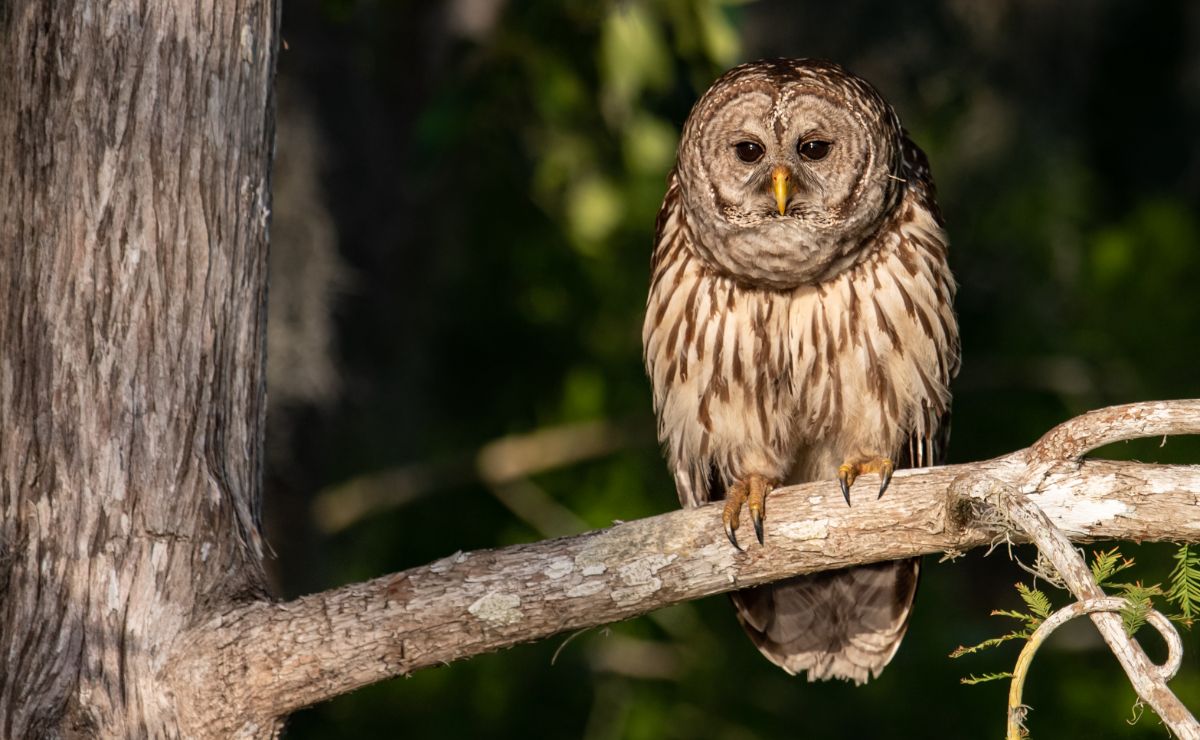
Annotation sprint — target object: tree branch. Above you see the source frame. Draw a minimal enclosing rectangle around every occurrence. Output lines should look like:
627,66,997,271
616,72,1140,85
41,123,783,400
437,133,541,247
1030,399,1200,461
170,400,1200,734
1003,597,1183,740
964,476,1198,738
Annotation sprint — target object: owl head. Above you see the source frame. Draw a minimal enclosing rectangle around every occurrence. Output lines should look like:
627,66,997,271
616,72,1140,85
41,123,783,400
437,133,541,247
675,59,906,289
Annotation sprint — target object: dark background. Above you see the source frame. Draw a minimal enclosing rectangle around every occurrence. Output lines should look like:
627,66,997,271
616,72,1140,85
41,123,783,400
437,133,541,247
262,2,1200,737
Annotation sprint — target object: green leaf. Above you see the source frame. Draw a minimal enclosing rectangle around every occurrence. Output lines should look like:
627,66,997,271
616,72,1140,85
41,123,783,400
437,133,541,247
1116,581,1162,636
1016,582,1052,622
991,609,1035,622
1166,544,1200,628
961,672,1014,685
1090,547,1135,586
950,632,1028,659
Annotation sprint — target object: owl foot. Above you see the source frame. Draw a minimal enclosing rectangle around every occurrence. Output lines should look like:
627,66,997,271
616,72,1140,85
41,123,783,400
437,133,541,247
836,456,894,506
722,473,774,550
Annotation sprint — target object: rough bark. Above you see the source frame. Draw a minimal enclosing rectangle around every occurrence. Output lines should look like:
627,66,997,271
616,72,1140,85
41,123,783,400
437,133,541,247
0,1,279,737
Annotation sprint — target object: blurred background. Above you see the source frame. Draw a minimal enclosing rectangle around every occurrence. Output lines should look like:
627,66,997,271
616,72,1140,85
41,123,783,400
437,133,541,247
263,1,1200,737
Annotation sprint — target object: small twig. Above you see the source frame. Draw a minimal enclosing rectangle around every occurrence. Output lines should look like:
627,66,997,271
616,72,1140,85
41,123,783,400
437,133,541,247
551,627,594,666
1006,596,1184,740
1011,549,1065,589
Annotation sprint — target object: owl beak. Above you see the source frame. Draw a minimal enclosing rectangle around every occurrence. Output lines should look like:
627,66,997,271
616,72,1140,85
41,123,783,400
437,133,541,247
771,165,791,215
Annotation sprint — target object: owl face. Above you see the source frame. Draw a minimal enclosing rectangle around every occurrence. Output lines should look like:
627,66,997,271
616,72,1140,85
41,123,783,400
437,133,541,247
676,60,904,289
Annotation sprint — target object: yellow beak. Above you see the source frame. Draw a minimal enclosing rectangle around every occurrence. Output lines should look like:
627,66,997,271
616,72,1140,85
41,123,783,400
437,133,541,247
771,165,791,215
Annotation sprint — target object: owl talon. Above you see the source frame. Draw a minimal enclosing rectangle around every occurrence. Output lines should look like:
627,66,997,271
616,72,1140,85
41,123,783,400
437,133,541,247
748,476,768,545
836,456,893,505
878,459,895,499
722,480,747,551
721,475,773,549
837,467,853,506
724,520,743,551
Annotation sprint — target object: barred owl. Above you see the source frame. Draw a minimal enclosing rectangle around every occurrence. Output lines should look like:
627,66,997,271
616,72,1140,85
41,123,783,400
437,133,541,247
643,59,959,683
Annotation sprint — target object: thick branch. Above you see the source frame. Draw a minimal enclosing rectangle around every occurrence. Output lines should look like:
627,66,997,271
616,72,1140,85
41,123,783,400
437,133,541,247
1,2,279,735
171,401,1200,733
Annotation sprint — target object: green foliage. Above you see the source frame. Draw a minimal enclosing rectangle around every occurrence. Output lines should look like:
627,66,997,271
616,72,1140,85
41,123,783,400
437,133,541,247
955,546,1200,703
1017,582,1053,621
962,671,1015,686
1167,544,1200,628
951,630,1027,660
950,582,1048,667
1114,581,1162,637
1091,546,1136,586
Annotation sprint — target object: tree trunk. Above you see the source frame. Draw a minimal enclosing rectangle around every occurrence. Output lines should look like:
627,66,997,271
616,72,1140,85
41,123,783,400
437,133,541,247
0,1,279,736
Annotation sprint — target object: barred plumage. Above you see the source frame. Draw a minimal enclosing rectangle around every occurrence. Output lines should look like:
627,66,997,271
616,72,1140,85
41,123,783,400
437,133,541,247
643,59,959,683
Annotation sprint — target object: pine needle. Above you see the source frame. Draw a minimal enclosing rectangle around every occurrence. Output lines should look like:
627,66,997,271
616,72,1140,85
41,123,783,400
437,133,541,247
1113,581,1162,637
1016,582,1052,622
1166,544,1200,629
962,671,1014,685
1091,547,1135,586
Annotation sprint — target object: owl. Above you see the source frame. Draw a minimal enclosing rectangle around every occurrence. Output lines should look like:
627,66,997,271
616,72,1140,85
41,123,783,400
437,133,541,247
643,59,959,683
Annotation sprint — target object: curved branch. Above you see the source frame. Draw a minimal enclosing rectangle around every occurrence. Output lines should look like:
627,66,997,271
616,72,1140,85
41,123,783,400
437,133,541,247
1030,399,1200,462
970,475,1199,739
1005,597,1184,740
167,400,1200,735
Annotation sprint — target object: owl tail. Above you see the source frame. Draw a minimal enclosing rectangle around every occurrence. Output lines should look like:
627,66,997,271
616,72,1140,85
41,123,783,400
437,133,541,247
729,558,920,684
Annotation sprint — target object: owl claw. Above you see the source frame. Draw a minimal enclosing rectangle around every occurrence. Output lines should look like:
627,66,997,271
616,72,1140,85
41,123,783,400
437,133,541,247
724,519,743,551
721,474,773,550
837,470,852,506
722,479,747,551
836,456,894,505
836,464,855,507
878,459,895,499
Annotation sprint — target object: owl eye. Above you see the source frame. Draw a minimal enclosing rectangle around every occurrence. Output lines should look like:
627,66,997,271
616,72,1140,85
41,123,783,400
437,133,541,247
798,139,833,161
733,141,765,163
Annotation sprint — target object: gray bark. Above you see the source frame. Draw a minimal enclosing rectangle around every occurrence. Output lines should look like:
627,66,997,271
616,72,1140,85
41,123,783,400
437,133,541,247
0,1,278,736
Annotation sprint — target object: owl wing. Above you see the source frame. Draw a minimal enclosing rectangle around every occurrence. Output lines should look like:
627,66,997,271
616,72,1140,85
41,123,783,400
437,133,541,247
647,170,725,510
